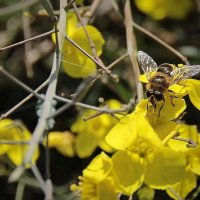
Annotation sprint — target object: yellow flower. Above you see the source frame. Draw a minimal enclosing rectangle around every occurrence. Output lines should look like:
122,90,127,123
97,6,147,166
135,97,186,127
139,65,200,115
158,123,200,199
44,131,75,157
170,79,200,110
135,0,193,20
106,113,186,195
166,170,196,200
70,152,118,200
0,119,39,166
71,99,122,158
53,12,105,78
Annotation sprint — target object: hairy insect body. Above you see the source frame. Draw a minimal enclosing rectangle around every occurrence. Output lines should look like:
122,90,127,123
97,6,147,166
137,51,200,111
146,72,171,107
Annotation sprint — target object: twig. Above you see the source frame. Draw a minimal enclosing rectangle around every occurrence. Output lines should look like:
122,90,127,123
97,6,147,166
124,0,143,101
15,182,25,200
65,35,118,81
51,95,134,119
31,165,46,193
0,140,30,145
22,8,34,77
64,0,76,10
45,179,54,200
110,0,190,65
91,52,129,84
83,0,101,22
0,29,55,52
0,0,38,17
73,2,101,63
8,0,66,183
0,66,44,100
0,79,49,120
173,137,197,148
40,0,57,22
132,22,190,65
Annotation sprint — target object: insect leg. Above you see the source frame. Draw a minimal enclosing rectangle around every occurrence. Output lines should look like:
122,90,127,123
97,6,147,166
158,95,165,117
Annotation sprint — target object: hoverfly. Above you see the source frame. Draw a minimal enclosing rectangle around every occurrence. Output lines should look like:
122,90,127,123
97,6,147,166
137,51,200,112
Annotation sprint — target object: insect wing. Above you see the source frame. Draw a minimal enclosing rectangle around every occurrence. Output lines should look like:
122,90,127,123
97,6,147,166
171,65,200,84
137,51,158,80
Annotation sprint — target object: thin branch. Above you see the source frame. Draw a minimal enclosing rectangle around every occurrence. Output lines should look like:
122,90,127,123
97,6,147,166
0,67,44,100
91,52,129,84
15,182,25,200
22,8,34,77
45,179,54,200
0,79,48,120
132,22,190,65
0,29,55,52
83,0,101,22
40,0,57,22
110,0,189,65
73,2,100,62
51,95,134,119
8,0,66,183
65,35,118,81
124,0,143,101
0,0,38,17
31,165,46,193
173,137,197,148
64,0,76,10
0,140,30,145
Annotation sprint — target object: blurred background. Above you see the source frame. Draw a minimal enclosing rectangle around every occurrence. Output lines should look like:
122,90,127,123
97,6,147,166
0,0,200,199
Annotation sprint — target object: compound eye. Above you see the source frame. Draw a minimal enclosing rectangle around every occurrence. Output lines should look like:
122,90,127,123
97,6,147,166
154,91,163,101
146,89,153,98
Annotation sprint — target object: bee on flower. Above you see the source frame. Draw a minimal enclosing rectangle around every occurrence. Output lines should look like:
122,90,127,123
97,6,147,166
137,51,200,115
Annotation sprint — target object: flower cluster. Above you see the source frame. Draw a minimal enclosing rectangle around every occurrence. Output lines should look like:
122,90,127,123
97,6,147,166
0,119,39,167
135,0,194,20
46,99,122,158
52,12,105,78
70,64,200,199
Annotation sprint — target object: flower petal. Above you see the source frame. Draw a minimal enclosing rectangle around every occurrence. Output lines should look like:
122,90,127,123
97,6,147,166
166,171,196,199
145,147,186,189
112,151,145,195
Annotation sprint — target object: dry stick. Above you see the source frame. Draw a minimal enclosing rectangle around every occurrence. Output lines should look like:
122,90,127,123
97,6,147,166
73,2,105,67
64,0,76,10
110,0,189,65
49,53,130,119
173,136,197,148
65,35,118,81
0,79,49,120
83,0,101,22
0,67,44,100
0,29,55,52
124,0,143,101
8,11,65,184
54,95,129,114
91,52,129,84
0,0,38,17
15,182,25,200
31,165,46,193
0,140,30,145
132,22,190,65
22,8,34,78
